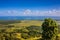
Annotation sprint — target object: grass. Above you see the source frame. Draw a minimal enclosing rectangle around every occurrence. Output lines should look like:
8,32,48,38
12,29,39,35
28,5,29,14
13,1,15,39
0,20,60,40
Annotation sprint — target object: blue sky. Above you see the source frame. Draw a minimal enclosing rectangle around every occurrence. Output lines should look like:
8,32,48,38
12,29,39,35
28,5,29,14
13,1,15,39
0,0,60,16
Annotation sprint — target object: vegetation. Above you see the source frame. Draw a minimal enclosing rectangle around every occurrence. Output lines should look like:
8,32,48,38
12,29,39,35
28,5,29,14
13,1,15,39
42,18,58,40
0,19,60,40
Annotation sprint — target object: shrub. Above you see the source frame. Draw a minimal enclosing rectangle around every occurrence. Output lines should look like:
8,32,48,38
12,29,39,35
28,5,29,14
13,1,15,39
42,18,58,40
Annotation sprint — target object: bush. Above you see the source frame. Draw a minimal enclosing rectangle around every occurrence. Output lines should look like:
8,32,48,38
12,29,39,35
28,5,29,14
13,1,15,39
21,33,30,39
42,18,58,40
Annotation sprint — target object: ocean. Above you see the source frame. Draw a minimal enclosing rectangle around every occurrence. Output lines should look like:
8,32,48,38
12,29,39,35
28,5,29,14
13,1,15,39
0,16,60,20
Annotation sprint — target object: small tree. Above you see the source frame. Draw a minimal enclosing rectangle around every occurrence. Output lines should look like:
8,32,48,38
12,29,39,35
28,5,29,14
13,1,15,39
42,18,58,40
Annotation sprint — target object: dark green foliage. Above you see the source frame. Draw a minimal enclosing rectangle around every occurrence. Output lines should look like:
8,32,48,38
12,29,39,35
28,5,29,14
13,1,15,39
56,36,60,40
26,25,42,33
0,20,21,25
42,18,58,40
21,33,30,39
27,25,41,37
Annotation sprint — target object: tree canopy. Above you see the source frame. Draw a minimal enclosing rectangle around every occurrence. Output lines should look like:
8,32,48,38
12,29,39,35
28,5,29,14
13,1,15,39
42,18,58,40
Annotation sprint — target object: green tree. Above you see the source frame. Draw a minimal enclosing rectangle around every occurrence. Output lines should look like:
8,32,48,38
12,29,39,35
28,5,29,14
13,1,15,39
42,18,58,40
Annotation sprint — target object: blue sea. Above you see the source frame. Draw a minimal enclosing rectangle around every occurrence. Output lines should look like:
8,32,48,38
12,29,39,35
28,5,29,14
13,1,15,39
0,16,60,20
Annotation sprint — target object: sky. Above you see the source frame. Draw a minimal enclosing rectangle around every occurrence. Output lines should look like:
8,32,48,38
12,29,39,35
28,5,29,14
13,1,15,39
0,0,60,16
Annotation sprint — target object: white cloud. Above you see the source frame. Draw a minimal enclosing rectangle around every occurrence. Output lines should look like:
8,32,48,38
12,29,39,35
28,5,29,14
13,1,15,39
8,10,11,13
0,9,60,16
23,9,32,16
